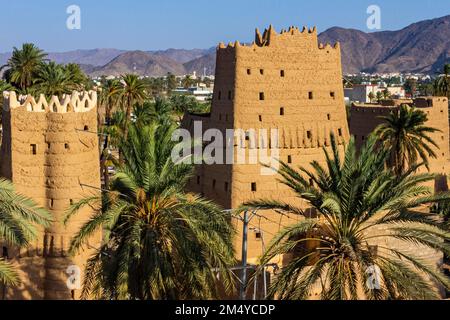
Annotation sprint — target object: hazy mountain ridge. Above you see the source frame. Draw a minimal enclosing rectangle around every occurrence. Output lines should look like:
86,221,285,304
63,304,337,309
318,15,450,73
1,15,449,76
89,51,187,77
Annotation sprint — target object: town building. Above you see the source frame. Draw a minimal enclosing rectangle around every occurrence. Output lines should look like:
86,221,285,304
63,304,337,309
345,84,405,103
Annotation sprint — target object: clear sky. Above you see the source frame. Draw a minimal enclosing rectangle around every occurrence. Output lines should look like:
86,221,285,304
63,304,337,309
1,0,448,52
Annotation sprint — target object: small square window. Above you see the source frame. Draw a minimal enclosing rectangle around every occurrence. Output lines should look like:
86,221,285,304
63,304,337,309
327,114,331,120
260,69,264,75
308,92,313,100
330,92,335,99
65,143,70,150
259,92,265,100
212,179,216,189
247,69,251,75
84,125,89,131
255,232,262,239
251,182,257,192
30,144,37,155
306,131,312,139
258,115,262,122
338,128,343,137
280,70,285,77
280,107,284,116
69,199,74,205
287,155,292,164
50,199,54,208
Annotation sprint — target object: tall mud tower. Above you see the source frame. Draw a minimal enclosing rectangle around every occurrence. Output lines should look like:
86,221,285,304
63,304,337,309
0,91,101,300
183,26,350,260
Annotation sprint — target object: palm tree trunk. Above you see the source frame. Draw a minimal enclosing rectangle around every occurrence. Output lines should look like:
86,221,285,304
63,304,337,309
120,97,133,164
100,135,110,189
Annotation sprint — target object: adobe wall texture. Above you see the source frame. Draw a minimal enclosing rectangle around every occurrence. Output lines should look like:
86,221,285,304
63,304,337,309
183,26,446,298
183,25,350,262
0,91,101,300
349,97,450,191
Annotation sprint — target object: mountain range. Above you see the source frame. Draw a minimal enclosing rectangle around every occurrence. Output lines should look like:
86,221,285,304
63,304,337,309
1,15,449,77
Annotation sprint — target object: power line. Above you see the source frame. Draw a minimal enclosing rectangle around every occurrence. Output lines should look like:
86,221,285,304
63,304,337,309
251,212,293,230
230,215,276,237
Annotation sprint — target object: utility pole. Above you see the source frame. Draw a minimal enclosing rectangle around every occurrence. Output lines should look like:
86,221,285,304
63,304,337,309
249,226,268,299
239,210,249,300
261,230,267,298
238,209,259,300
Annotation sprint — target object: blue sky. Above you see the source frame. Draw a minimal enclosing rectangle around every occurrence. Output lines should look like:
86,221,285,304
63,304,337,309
0,0,448,52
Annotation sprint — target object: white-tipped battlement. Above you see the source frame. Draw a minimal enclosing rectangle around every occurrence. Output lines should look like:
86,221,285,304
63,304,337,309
3,90,97,113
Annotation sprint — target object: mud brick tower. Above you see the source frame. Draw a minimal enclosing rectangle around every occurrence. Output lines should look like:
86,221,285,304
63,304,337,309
0,91,101,300
182,26,446,298
349,97,450,191
182,25,351,263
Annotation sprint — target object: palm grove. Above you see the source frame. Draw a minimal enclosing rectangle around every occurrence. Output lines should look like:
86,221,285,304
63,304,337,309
0,43,450,299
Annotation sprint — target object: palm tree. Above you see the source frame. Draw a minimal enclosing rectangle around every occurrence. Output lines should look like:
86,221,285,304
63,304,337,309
98,79,122,189
32,61,75,96
99,79,122,126
133,98,172,127
1,43,47,92
181,75,194,89
63,63,88,91
65,123,235,300
0,80,13,92
373,104,440,176
382,88,391,100
404,78,417,98
0,179,52,286
119,74,148,142
433,64,450,98
103,110,127,151
166,72,177,94
241,135,450,300
376,91,383,103
169,94,197,122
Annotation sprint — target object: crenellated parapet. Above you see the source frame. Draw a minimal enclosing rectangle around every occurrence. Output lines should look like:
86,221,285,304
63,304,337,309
3,90,97,113
217,25,340,52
